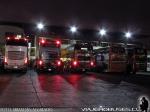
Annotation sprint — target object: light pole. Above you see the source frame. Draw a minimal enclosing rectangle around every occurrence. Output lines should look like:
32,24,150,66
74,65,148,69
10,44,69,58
35,22,45,46
125,31,132,46
70,26,77,44
34,23,45,62
98,28,107,44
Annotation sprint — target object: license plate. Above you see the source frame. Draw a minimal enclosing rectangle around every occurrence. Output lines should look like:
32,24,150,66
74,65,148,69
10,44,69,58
48,69,52,71
14,66,18,69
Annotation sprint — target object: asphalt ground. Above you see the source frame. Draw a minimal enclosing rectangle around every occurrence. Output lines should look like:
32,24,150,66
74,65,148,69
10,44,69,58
0,70,149,112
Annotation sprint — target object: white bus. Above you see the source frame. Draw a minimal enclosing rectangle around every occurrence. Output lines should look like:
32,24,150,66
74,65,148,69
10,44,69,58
4,37,28,71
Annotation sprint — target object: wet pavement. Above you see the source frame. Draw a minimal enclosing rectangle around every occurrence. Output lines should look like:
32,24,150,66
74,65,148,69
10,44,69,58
0,70,150,112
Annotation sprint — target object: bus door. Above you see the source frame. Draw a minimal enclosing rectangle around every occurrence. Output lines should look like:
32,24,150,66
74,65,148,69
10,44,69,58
95,48,109,72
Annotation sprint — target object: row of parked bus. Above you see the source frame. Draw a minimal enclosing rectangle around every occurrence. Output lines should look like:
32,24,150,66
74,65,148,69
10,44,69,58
0,34,149,74
94,44,148,74
0,36,61,72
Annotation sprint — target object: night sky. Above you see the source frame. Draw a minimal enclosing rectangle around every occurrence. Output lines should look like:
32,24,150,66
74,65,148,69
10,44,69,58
0,0,150,34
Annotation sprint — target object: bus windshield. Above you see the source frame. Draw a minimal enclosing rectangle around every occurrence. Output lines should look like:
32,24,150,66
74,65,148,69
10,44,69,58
6,39,27,46
74,44,93,51
40,43,58,48
111,47,125,54
43,51,59,59
135,48,145,55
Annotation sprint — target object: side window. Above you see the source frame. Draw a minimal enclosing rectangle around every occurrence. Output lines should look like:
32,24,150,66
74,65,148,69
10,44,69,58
111,47,125,54
96,53,105,61
96,55,101,61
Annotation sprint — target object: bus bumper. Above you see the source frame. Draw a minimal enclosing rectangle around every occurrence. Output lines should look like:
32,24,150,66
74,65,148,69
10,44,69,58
71,65,93,72
4,64,27,70
37,65,63,72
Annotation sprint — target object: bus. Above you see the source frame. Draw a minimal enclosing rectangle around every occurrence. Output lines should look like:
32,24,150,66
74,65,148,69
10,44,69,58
34,37,63,72
126,47,147,74
94,44,126,73
72,43,95,72
66,42,95,72
4,36,28,71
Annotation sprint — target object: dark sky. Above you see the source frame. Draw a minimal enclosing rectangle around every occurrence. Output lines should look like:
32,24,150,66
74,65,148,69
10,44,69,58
0,0,150,34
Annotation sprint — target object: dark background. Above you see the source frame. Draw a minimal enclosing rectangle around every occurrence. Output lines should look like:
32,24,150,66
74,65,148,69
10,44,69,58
0,0,150,34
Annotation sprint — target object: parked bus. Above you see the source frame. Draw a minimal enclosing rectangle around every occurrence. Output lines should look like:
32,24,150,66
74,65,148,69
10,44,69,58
94,44,126,73
66,42,95,72
126,47,147,74
34,37,63,72
4,36,28,71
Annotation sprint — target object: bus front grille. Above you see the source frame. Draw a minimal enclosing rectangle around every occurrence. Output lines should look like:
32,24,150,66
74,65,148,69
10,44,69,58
8,51,25,60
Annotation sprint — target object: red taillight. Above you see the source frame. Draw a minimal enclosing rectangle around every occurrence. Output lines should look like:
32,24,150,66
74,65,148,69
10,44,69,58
56,40,60,45
38,60,43,65
40,39,45,44
24,58,28,64
24,38,27,41
57,60,61,66
41,40,45,43
56,40,61,47
90,61,94,66
73,61,78,66
7,37,10,40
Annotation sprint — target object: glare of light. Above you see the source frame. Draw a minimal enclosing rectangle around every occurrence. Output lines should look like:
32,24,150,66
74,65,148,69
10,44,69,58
24,38,27,41
70,26,77,33
41,39,45,44
73,61,77,66
57,61,61,66
17,35,22,38
56,40,60,45
125,32,132,38
39,60,43,65
99,29,106,36
7,37,10,40
37,23,44,30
